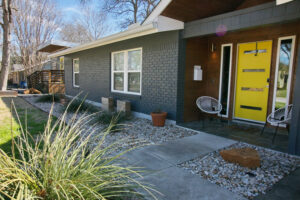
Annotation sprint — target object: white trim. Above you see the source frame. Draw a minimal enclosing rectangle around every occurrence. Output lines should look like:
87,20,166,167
111,48,142,95
271,35,296,119
218,44,233,118
49,24,157,58
276,0,294,5
49,11,184,58
72,58,79,88
64,94,176,125
233,117,265,124
143,0,173,25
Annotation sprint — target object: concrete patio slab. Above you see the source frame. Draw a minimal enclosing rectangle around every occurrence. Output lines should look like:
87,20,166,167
120,147,173,173
143,132,236,165
141,166,246,200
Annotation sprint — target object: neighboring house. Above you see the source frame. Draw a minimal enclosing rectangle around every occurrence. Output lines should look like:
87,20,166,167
25,40,79,93
39,40,79,70
49,0,300,154
8,64,25,86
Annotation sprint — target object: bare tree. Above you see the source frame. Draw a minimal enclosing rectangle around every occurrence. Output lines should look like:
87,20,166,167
81,0,160,29
103,0,160,28
0,0,13,91
13,0,61,75
60,6,107,43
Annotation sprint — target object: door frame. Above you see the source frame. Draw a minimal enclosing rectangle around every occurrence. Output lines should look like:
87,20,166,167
232,40,273,124
271,35,296,116
218,43,233,118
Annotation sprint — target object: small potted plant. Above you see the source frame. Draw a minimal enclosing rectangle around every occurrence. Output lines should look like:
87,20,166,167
150,109,167,127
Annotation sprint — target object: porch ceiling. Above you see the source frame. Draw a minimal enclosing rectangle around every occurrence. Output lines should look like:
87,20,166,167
161,0,275,22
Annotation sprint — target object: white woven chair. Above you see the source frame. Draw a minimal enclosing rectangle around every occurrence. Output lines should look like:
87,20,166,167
196,96,222,127
261,104,293,143
196,96,222,114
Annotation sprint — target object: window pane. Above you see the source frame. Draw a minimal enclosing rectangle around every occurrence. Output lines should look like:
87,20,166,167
128,72,140,93
74,73,79,86
113,52,124,71
74,59,79,73
60,57,64,70
114,72,124,91
128,50,141,71
275,39,292,110
220,46,231,115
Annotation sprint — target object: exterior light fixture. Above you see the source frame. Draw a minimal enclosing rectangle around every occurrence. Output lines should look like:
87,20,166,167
211,43,216,52
194,65,202,81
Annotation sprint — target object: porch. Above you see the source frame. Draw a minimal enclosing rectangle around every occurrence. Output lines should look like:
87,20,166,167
179,19,300,154
179,120,289,153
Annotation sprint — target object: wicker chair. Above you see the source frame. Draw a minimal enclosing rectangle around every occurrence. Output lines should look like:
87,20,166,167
196,96,222,127
261,104,293,143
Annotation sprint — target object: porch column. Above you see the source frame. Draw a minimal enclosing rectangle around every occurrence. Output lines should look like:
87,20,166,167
288,43,300,155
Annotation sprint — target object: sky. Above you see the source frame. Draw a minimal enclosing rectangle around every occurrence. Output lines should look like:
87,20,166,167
54,0,119,37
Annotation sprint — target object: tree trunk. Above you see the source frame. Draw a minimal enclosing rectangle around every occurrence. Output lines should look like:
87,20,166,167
0,0,12,91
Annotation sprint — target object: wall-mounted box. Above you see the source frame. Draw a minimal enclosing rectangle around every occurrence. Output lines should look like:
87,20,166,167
194,65,203,81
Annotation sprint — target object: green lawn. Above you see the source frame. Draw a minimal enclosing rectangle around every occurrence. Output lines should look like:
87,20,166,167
0,97,50,155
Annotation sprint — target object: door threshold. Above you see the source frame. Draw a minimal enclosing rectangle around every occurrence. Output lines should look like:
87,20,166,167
231,119,265,128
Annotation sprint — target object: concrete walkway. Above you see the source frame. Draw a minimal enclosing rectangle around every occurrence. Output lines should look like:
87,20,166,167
122,131,246,200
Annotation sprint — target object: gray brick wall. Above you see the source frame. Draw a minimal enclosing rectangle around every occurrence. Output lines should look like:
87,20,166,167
64,31,180,120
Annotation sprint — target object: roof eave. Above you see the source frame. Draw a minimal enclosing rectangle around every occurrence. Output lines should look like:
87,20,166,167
49,23,158,58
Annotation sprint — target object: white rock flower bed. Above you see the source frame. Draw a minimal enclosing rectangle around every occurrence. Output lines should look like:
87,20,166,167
178,142,300,199
22,96,197,152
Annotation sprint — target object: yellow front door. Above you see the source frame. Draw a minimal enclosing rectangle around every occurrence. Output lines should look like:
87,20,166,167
235,41,272,122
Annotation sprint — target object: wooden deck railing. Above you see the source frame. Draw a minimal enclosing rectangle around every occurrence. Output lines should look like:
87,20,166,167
27,70,65,94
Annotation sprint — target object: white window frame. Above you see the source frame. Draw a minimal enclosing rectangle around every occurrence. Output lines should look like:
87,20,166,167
111,47,142,95
73,58,80,88
218,44,233,118
272,36,296,118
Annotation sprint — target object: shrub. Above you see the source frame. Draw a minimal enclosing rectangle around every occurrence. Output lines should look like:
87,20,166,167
97,111,132,125
36,94,61,103
0,102,157,199
64,98,98,113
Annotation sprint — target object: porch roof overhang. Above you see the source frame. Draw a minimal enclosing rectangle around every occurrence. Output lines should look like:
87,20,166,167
49,16,184,58
143,0,275,24
38,40,79,54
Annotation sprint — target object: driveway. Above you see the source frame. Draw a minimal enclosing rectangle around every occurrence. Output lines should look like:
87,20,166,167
122,129,246,200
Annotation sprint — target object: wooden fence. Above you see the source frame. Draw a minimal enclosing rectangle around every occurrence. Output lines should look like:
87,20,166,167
27,70,65,94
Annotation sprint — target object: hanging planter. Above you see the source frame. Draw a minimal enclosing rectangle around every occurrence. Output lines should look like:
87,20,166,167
150,111,167,127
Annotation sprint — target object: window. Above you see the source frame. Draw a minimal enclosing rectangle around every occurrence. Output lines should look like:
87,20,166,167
111,48,142,94
272,36,296,111
59,56,64,70
218,44,233,117
73,58,79,87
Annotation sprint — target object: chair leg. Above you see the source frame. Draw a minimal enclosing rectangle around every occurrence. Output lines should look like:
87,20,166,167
272,124,279,144
219,115,224,127
261,122,267,136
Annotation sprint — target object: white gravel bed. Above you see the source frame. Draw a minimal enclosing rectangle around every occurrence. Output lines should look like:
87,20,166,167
22,96,197,152
178,142,300,199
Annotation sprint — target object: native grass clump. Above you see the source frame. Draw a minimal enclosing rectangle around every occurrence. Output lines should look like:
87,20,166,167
0,100,157,200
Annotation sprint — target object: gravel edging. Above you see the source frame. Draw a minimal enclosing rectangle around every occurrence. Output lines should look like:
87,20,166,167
178,142,300,199
21,96,198,153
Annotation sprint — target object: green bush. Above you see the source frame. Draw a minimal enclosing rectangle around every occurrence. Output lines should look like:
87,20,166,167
97,111,132,125
36,94,62,103
64,98,98,113
0,102,157,199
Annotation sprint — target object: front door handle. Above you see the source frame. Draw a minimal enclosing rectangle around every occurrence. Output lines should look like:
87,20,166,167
267,78,270,83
